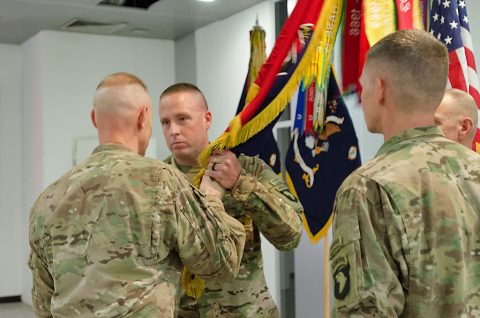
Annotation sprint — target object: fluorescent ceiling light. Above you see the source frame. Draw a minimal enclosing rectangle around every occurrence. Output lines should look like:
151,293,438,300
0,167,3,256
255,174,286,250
197,0,215,2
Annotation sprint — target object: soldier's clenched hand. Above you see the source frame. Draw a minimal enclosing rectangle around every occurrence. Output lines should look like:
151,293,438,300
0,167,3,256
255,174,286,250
199,174,226,198
205,150,241,190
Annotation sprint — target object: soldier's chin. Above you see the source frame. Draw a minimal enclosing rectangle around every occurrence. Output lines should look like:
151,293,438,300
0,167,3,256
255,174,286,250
172,148,188,157
171,144,189,154
172,148,195,162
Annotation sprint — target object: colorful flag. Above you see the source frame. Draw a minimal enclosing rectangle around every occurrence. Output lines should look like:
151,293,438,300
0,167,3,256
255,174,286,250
342,0,397,97
197,0,344,167
429,0,480,152
285,69,361,243
235,24,281,174
343,0,425,97
342,0,362,94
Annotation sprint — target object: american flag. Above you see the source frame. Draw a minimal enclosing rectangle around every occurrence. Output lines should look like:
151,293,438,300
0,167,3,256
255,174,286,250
429,0,480,152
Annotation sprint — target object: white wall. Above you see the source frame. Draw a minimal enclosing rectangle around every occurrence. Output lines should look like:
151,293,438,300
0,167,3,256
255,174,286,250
175,32,196,84
20,30,175,303
21,33,45,304
37,31,174,185
0,44,23,297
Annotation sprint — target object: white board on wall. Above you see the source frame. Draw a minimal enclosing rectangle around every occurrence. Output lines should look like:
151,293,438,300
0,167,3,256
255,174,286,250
73,137,157,165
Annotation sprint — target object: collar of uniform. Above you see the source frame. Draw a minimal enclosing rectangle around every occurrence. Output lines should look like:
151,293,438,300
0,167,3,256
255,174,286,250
376,126,443,157
164,155,201,174
92,143,135,155
176,163,201,175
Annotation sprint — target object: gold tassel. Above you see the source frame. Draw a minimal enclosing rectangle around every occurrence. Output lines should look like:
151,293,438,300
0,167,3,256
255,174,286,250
181,268,206,299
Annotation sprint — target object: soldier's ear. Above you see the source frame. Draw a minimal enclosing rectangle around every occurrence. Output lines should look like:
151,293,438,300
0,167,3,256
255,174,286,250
137,105,148,129
204,111,212,129
91,109,98,128
458,117,474,142
374,78,385,107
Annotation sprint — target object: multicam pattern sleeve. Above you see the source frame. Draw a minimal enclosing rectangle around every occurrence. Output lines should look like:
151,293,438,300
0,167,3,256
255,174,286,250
29,216,55,318
228,155,303,251
330,176,406,317
166,168,246,280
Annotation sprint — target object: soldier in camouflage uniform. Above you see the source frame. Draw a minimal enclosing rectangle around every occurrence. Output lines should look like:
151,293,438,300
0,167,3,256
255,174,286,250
158,83,304,317
330,30,480,317
28,72,246,318
434,88,478,148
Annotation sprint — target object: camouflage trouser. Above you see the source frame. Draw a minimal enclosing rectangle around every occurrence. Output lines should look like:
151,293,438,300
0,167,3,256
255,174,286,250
177,290,280,318
177,294,200,318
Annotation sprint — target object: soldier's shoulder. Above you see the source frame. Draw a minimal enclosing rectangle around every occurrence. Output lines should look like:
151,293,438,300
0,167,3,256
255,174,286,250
137,156,189,182
124,154,173,171
455,144,480,163
88,153,186,191
335,166,379,201
36,165,77,199
29,166,76,223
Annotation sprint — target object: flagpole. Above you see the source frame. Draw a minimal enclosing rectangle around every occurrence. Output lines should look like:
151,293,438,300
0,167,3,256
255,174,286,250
324,236,330,318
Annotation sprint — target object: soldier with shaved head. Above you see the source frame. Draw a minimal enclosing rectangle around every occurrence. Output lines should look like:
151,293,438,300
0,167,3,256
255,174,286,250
435,88,479,148
28,72,245,318
330,30,480,317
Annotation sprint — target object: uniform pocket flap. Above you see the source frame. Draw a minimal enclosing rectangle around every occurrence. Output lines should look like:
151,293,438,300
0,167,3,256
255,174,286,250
330,214,361,259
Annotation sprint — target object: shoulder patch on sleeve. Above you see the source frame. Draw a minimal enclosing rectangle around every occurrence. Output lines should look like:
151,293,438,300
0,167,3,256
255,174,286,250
334,262,351,300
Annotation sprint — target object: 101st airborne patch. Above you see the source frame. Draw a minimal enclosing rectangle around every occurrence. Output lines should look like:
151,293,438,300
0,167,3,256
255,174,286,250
333,255,350,300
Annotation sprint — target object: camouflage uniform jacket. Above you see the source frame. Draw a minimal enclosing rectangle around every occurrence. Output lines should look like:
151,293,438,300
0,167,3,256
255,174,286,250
29,144,246,318
165,154,304,318
330,126,480,317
